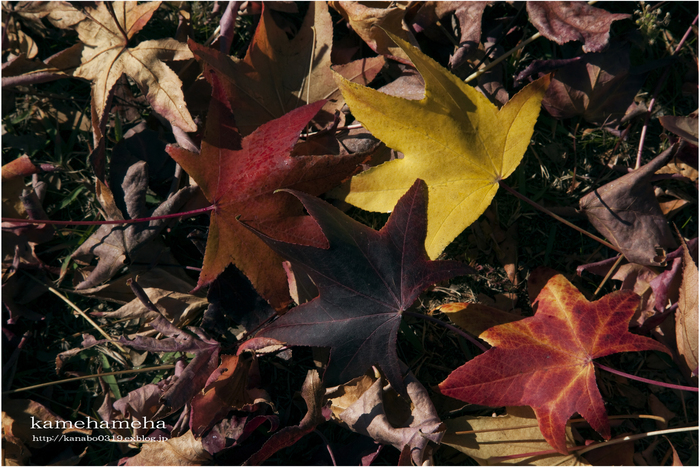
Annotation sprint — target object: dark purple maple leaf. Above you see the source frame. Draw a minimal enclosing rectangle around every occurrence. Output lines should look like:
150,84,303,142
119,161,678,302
246,179,473,396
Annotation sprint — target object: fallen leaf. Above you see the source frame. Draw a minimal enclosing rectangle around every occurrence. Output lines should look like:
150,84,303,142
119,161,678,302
579,146,678,266
326,367,445,465
540,43,655,127
71,164,197,290
676,239,699,378
438,302,521,337
244,370,329,465
190,352,272,437
50,1,196,132
167,74,366,309
333,32,549,258
439,270,671,454
441,406,584,465
190,2,384,135
200,414,279,456
249,179,473,395
329,1,417,64
659,114,699,146
2,155,41,219
118,316,220,415
526,2,630,53
119,430,212,466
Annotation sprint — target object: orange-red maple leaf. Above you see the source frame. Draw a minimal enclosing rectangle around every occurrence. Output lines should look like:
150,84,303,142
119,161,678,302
166,73,366,309
438,270,671,454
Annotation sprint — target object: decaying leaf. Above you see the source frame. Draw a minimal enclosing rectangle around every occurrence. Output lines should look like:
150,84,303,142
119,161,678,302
442,406,585,465
676,240,699,378
47,1,196,133
439,270,671,454
326,367,445,465
333,32,549,258
579,146,678,266
250,179,472,396
526,2,630,53
167,73,366,308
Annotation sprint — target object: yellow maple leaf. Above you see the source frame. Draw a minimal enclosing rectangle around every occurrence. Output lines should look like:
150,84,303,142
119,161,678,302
61,1,196,132
334,33,549,259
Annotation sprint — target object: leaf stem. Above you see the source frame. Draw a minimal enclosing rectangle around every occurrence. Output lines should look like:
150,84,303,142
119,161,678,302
594,362,698,392
465,32,541,84
404,311,488,352
2,365,176,395
634,14,699,169
498,180,620,253
314,429,337,466
1,204,216,226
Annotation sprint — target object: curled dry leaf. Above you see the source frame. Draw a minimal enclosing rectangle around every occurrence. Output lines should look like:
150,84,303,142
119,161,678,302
119,430,212,466
676,240,699,379
439,270,671,454
47,1,196,133
326,367,445,465
526,1,630,53
442,406,583,466
333,32,549,259
579,146,678,266
329,1,417,65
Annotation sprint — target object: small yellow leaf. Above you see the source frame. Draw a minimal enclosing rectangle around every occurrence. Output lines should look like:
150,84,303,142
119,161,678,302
334,33,549,258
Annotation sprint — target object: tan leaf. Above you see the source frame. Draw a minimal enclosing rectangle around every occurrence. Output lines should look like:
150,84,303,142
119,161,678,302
120,430,212,466
60,1,195,132
442,407,586,465
676,240,699,379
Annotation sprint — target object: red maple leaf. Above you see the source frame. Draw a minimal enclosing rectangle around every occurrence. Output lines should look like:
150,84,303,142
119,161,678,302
438,269,671,454
167,72,366,309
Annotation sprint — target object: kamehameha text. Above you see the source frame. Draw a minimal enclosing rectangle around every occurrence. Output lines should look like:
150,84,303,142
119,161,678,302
30,417,166,431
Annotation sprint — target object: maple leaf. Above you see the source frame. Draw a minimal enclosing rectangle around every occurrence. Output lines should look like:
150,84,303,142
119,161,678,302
166,74,367,309
248,179,473,396
189,2,384,136
333,32,550,259
438,270,671,454
53,1,196,132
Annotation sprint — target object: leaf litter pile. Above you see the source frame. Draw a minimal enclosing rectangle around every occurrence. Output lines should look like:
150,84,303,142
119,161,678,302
1,1,698,465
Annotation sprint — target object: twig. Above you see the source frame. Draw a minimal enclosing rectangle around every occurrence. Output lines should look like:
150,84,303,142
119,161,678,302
1,204,216,226
404,311,488,352
465,32,541,84
19,271,128,353
498,180,620,253
593,254,624,297
2,364,176,395
635,14,699,169
594,362,698,392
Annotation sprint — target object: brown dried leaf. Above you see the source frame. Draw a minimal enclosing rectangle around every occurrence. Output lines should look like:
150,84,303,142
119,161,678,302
526,1,630,53
676,240,699,378
659,114,699,146
579,146,678,266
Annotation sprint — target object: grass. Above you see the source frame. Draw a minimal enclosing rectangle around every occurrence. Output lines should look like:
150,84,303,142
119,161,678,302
2,1,698,465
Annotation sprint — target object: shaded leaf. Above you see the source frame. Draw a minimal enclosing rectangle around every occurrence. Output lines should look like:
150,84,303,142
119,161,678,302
326,367,445,465
190,2,384,135
579,146,678,266
167,75,366,309
442,406,584,465
659,114,699,146
333,32,549,258
244,370,329,465
526,2,629,53
250,179,472,395
437,302,521,337
439,270,671,454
